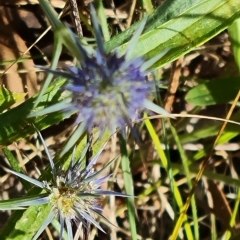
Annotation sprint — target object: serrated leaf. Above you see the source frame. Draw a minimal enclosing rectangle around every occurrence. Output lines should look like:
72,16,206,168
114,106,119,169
6,204,52,240
185,77,240,106
0,78,71,146
0,87,26,112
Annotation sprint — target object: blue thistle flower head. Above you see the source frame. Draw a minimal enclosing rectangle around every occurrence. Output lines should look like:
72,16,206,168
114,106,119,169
63,51,151,134
1,132,127,240
30,5,172,137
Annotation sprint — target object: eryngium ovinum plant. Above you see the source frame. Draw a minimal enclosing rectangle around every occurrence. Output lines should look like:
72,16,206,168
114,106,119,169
29,4,172,141
9,4,173,238
1,131,126,240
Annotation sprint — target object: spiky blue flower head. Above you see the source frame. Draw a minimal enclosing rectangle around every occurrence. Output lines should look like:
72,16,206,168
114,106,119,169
63,51,151,134
30,5,171,138
1,133,126,240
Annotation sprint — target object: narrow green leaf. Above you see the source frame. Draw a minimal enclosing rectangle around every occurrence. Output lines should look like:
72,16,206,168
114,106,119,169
229,18,240,71
173,163,240,189
119,135,137,240
94,0,110,41
143,0,240,68
142,0,154,14
2,147,31,190
144,114,193,239
34,37,63,107
38,0,62,30
170,123,199,240
224,188,240,239
185,77,240,106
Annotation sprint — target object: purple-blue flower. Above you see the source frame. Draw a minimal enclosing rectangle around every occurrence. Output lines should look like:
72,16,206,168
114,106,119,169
0,133,127,240
62,52,152,134
29,6,171,137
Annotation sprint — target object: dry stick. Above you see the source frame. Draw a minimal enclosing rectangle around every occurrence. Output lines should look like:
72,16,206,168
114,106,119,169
68,0,83,37
126,0,137,28
68,0,93,171
145,114,240,126
164,57,183,111
67,2,91,239
170,90,240,240
109,0,119,24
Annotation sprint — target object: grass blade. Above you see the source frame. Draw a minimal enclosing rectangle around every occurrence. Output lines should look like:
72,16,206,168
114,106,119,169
119,135,138,240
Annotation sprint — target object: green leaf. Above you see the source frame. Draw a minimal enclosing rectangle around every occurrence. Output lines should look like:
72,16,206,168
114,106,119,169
0,87,26,112
229,18,240,71
185,77,240,106
108,0,240,69
170,123,199,240
145,0,240,68
105,0,203,52
2,147,32,190
94,0,110,41
119,135,138,240
142,0,154,14
6,204,51,240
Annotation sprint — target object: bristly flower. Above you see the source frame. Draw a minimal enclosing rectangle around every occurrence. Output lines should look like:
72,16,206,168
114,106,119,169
29,5,172,138
0,133,127,240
